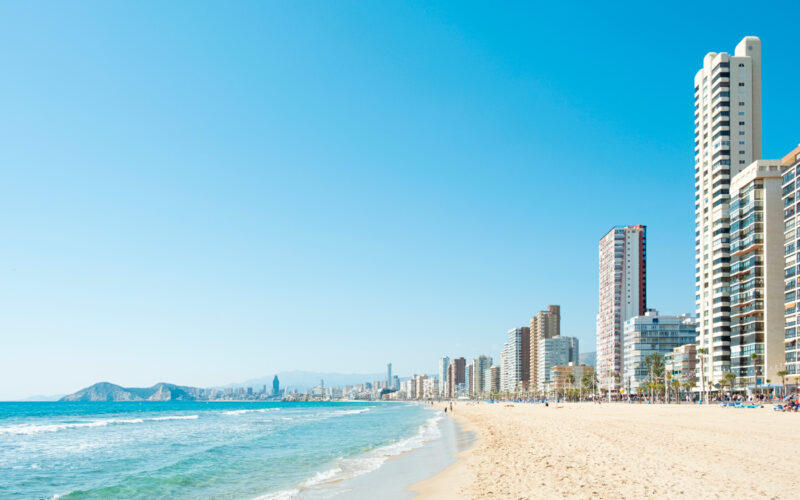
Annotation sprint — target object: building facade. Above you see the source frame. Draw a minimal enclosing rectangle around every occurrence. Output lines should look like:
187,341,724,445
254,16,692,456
597,225,647,390
447,357,466,398
730,160,785,388
471,355,493,398
489,365,501,395
551,363,595,393
539,336,579,386
665,344,697,385
694,36,762,384
502,327,530,392
438,356,450,397
622,310,698,390
530,305,560,391
782,145,800,379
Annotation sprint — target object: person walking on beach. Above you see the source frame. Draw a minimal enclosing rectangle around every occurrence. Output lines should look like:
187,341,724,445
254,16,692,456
449,402,453,412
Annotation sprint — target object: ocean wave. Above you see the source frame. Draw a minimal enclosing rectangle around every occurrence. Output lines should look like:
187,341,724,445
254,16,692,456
330,408,370,416
0,415,200,435
149,415,199,421
252,410,444,499
222,408,279,416
252,488,300,500
301,467,343,487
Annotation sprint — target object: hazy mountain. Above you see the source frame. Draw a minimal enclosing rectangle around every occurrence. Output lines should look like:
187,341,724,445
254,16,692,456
60,382,201,402
19,394,65,402
223,370,387,391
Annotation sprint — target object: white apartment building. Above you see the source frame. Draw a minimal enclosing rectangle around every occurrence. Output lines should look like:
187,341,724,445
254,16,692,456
501,327,528,392
471,355,493,398
781,146,800,380
729,160,785,388
694,36,761,383
596,225,646,391
538,336,579,386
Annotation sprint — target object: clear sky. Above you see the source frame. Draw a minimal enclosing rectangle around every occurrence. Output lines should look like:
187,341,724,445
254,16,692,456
1,1,799,400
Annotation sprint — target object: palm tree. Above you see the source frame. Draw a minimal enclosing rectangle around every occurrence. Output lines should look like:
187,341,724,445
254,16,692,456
683,380,697,402
565,374,575,402
671,379,681,403
777,370,789,397
750,352,760,394
722,372,736,398
697,348,708,404
645,353,664,402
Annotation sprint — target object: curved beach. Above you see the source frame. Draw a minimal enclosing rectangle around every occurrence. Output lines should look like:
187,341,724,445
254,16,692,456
411,402,799,499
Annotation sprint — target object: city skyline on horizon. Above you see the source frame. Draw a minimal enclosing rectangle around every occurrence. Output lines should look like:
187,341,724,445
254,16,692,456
3,2,800,400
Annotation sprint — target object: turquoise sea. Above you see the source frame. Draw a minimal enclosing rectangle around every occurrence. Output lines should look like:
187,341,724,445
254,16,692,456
0,401,443,499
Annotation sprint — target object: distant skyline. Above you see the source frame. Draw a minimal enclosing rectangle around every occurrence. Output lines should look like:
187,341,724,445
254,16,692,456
2,2,800,400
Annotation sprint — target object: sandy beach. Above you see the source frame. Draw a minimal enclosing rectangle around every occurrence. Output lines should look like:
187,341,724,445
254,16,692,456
410,401,800,499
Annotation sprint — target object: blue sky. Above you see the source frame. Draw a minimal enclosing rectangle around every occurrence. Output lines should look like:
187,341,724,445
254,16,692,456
1,1,799,399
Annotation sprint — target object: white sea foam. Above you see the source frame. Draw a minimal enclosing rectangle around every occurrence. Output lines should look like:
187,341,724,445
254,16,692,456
300,467,343,487
330,408,370,417
0,415,199,435
222,408,279,416
251,410,444,499
149,415,199,421
252,488,300,500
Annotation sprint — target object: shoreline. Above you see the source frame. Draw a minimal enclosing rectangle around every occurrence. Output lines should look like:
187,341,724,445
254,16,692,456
287,403,471,499
408,403,476,499
406,401,800,499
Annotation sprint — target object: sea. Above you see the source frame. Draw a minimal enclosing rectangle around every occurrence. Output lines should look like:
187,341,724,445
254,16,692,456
0,401,453,499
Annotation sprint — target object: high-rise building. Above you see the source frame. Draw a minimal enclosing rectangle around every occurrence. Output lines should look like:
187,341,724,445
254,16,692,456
392,375,400,391
502,327,530,392
539,336,580,386
272,375,280,396
530,305,560,390
447,357,466,398
471,355,492,398
489,365,501,394
386,363,392,387
782,145,800,379
596,225,647,390
438,356,450,397
623,310,698,390
730,160,785,389
694,36,762,384
414,374,428,400
500,347,509,392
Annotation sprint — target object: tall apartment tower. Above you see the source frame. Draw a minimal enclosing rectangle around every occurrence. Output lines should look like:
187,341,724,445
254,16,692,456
386,363,392,387
471,355,492,398
529,305,561,390
503,327,530,391
438,356,450,397
596,225,646,390
694,37,761,382
447,357,466,398
730,160,784,387
782,145,800,380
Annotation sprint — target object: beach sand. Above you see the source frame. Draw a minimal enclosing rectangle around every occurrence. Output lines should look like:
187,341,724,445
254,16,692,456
410,401,799,499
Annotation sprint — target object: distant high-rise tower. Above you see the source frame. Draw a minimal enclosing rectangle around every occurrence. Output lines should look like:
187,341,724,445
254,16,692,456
386,363,392,387
502,327,530,391
438,356,450,397
447,357,466,398
530,305,560,390
272,375,280,396
694,36,762,383
596,225,646,390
